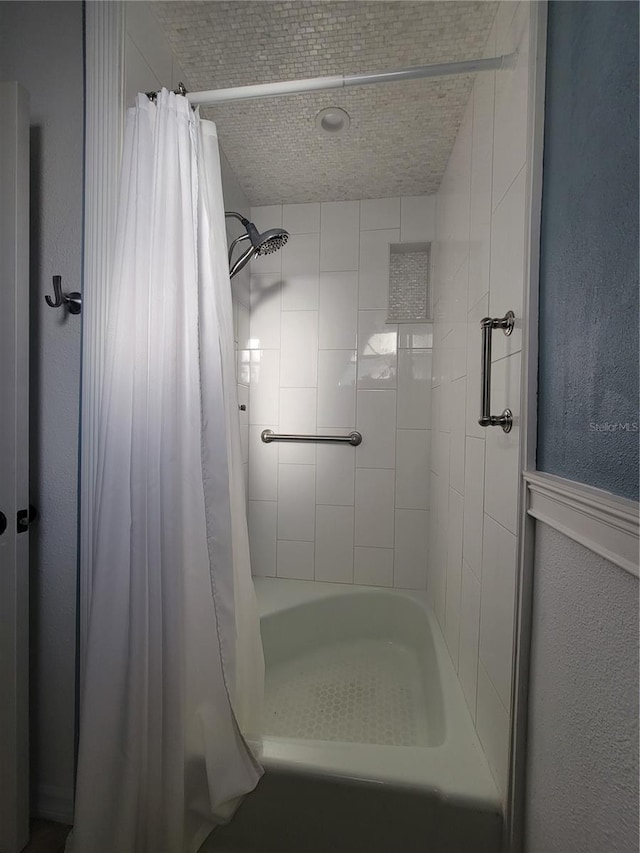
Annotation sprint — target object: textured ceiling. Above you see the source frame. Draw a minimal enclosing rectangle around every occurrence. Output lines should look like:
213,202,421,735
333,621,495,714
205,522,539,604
152,1,498,205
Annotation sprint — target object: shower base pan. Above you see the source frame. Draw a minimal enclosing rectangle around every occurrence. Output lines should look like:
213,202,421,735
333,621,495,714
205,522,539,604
204,579,502,853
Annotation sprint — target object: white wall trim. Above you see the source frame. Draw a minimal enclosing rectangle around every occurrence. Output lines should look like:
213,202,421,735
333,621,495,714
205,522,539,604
34,784,74,825
525,471,639,578
80,2,125,686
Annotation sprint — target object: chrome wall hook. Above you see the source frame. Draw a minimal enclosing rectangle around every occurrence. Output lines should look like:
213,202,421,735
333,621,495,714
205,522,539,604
45,275,82,315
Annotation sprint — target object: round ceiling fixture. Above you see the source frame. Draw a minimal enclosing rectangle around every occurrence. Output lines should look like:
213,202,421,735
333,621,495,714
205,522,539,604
315,106,351,137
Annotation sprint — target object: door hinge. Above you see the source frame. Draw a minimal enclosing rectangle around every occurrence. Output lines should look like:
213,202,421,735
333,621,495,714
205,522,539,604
16,505,37,534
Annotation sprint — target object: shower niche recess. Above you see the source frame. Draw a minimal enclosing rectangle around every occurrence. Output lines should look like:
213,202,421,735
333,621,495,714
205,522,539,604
386,242,432,324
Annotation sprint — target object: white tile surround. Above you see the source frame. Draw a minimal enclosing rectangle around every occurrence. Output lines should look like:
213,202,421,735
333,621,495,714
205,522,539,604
427,1,531,799
246,195,435,591
226,171,252,497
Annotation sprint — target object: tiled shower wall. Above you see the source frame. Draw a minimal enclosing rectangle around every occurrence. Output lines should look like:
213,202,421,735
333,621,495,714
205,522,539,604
428,1,531,797
222,158,252,494
244,196,435,589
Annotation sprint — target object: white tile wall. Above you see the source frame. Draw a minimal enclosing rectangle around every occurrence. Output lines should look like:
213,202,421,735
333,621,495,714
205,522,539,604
250,274,282,349
282,229,320,276
359,229,400,309
280,311,318,387
248,424,278,501
397,349,432,429
277,463,315,541
279,386,316,464
283,202,321,236
315,505,355,583
220,141,253,517
355,467,395,549
479,514,517,709
357,310,398,389
252,204,282,232
395,430,430,510
458,561,481,719
476,662,510,796
400,196,436,243
281,233,320,311
317,349,356,429
445,488,464,664
355,390,397,469
248,500,277,577
468,38,495,313
462,436,485,576
238,384,249,464
277,539,314,580
399,324,434,350
360,197,401,231
320,201,360,271
427,0,531,801
449,377,467,495
318,272,358,349
393,509,429,589
431,428,450,480
237,302,250,350
281,271,320,313
484,351,521,534
316,434,355,507
354,547,394,587
431,522,447,626
248,198,433,590
489,167,526,361
492,1,531,211
249,349,280,424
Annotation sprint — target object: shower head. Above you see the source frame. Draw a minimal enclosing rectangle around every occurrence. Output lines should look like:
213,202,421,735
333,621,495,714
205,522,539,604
244,220,289,256
225,211,289,278
258,230,288,255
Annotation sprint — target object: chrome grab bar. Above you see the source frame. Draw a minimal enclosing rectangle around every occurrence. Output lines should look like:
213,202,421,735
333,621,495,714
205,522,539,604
479,311,515,434
261,429,362,446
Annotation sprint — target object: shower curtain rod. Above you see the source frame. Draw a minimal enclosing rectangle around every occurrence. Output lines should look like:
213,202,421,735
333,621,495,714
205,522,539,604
185,53,515,107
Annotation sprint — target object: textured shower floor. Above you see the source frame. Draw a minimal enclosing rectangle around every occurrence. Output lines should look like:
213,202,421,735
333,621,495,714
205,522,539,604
263,638,429,747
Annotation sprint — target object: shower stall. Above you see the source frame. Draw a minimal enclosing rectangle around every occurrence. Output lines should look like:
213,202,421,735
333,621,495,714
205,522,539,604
80,2,539,850
222,2,533,843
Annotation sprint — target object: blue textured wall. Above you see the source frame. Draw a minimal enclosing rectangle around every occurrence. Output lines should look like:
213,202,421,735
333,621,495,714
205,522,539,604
537,1,639,501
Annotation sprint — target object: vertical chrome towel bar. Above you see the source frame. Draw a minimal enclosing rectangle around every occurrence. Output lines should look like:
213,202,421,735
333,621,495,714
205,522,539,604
479,311,515,433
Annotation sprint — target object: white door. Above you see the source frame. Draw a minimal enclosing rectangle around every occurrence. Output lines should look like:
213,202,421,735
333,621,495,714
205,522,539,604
0,81,30,853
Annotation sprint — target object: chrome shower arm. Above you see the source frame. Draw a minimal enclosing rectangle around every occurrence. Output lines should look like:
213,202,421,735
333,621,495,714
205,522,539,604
229,244,257,278
226,211,253,277
228,232,250,265
225,210,249,226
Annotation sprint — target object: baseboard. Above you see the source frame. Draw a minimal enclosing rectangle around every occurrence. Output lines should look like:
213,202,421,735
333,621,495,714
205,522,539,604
34,784,74,825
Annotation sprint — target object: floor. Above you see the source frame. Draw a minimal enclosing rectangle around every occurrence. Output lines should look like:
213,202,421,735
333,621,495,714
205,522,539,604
21,821,71,853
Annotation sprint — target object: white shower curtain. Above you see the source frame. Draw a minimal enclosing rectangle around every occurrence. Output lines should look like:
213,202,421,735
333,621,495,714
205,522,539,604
71,90,264,853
